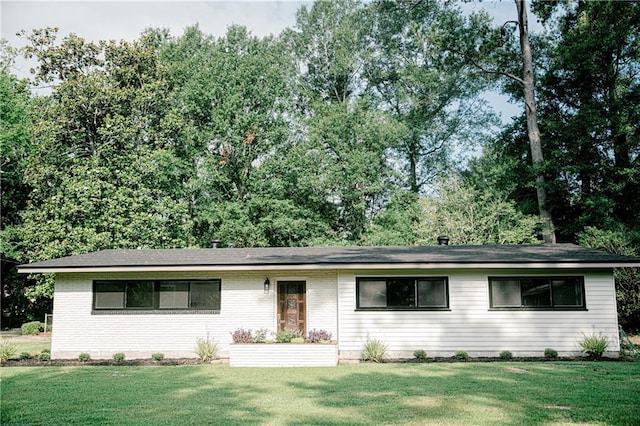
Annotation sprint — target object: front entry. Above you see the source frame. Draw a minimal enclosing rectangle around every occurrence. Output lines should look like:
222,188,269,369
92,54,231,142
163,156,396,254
278,281,306,335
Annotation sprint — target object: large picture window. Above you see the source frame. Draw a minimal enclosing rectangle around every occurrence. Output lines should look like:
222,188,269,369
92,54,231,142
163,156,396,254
489,277,585,309
357,277,449,310
93,280,221,312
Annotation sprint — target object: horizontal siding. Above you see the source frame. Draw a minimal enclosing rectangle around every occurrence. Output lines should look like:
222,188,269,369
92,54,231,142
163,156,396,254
51,270,337,359
229,344,338,367
337,269,619,358
51,267,619,360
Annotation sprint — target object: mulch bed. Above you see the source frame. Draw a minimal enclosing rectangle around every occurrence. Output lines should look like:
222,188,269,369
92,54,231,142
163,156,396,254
1,358,211,367
3,356,631,367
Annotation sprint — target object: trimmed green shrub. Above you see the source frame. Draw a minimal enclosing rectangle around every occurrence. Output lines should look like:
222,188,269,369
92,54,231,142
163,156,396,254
413,350,427,360
78,353,91,362
0,340,17,363
195,336,218,362
544,348,558,358
21,321,44,335
41,348,50,354
151,353,165,361
19,351,32,360
275,328,302,343
38,351,51,362
580,333,609,360
499,351,513,360
112,352,126,364
362,339,387,362
455,350,469,360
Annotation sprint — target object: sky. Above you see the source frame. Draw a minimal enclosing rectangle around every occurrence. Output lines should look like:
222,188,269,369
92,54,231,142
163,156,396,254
1,0,526,120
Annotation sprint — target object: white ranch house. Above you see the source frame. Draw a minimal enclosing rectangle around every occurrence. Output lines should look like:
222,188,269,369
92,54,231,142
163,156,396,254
19,243,640,365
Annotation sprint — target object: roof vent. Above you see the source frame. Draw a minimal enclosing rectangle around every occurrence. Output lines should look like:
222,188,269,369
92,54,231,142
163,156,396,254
211,239,222,249
437,236,450,246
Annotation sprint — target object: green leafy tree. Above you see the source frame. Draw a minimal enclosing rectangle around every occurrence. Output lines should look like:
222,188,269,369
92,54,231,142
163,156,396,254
367,0,498,193
414,174,540,245
15,29,191,298
287,0,397,242
534,0,640,238
0,47,40,326
579,227,640,332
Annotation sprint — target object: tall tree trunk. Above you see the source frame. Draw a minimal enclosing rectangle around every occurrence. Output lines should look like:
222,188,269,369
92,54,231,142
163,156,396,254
516,0,556,243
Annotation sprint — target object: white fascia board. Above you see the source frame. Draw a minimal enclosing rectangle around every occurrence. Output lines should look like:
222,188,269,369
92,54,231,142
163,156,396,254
18,262,637,274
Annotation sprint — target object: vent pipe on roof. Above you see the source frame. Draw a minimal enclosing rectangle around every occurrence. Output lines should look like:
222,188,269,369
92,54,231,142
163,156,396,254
437,236,450,246
211,239,222,248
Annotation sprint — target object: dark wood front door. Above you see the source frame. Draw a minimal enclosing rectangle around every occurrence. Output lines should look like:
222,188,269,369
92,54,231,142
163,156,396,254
278,281,306,334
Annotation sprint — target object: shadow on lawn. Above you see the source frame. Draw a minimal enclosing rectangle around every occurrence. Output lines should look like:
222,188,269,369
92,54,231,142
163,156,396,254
284,363,637,425
1,366,268,426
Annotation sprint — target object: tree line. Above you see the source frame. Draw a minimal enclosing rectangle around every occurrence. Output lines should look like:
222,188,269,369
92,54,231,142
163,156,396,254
1,0,638,330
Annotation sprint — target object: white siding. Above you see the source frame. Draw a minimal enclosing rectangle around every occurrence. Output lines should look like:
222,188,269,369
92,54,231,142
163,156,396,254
229,343,338,367
51,270,337,359
51,267,619,360
337,268,620,358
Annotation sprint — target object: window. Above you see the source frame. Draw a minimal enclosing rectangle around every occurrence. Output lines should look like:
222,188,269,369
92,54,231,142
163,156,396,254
357,277,449,310
93,280,221,312
489,277,585,309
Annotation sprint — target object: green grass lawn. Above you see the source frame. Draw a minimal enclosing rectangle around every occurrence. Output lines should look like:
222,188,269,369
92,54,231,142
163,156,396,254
1,362,639,425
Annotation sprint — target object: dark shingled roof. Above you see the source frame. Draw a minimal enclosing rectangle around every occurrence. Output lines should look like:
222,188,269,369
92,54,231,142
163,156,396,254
18,244,640,272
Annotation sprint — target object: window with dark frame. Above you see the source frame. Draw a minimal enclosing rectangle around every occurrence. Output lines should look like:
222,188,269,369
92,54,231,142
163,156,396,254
489,277,585,309
357,277,449,310
93,280,221,312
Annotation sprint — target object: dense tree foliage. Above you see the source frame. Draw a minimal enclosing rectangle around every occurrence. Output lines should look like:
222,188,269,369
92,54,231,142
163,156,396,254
1,0,638,329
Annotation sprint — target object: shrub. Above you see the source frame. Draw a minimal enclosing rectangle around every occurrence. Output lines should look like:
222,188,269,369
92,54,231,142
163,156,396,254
195,336,218,362
19,352,32,360
38,351,51,362
291,337,305,343
307,329,332,343
499,351,513,360
112,352,126,364
151,353,165,362
78,353,91,362
362,339,387,362
455,350,469,360
0,340,17,363
41,348,50,354
275,328,302,343
252,329,269,343
413,350,427,360
544,348,558,358
21,321,44,335
580,332,609,360
231,328,254,344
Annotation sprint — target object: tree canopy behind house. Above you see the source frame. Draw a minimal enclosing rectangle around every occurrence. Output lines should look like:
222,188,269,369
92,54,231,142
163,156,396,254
1,0,638,331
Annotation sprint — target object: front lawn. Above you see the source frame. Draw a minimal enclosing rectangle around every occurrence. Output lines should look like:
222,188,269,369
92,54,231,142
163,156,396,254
1,362,639,425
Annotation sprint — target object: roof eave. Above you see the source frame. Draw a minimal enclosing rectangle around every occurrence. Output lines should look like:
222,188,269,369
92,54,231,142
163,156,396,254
18,261,639,274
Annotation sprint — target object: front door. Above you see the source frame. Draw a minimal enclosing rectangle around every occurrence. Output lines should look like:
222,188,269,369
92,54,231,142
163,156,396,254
278,281,306,335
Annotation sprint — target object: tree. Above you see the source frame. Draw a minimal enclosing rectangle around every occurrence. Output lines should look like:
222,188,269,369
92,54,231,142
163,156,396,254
514,0,556,243
533,0,640,238
579,227,640,332
160,26,318,247
287,0,397,242
15,29,191,299
414,173,540,245
0,47,40,326
367,0,498,193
